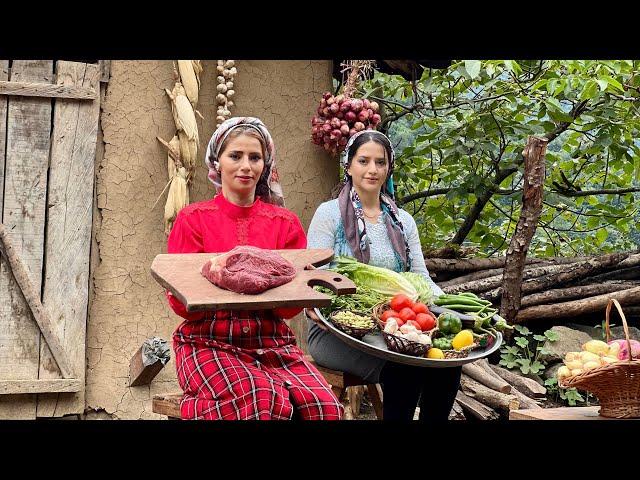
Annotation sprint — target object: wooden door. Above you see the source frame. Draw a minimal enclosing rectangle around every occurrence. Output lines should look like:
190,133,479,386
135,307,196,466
0,60,102,419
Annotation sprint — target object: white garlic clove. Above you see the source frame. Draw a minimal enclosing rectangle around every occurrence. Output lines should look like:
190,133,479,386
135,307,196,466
217,84,228,93
224,60,235,68
227,89,235,98
217,75,225,83
230,67,237,75
226,81,234,90
217,60,224,66
223,69,230,77
216,93,227,104
216,116,226,123
227,100,234,107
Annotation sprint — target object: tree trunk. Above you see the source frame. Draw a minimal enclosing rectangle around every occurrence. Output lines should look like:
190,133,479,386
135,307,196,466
520,281,640,308
486,363,547,398
461,361,511,393
500,136,548,323
459,374,520,411
575,266,640,284
439,266,506,288
425,255,597,274
455,391,500,420
515,285,640,323
510,386,543,410
425,256,547,274
446,262,581,294
481,252,631,302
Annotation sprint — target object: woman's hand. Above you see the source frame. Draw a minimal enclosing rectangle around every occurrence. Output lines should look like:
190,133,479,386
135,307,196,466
304,307,328,331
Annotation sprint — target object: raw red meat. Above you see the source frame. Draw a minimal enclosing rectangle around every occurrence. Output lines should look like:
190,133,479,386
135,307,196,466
201,246,297,294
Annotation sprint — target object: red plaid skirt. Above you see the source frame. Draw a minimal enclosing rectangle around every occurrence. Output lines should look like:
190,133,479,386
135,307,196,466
173,310,344,420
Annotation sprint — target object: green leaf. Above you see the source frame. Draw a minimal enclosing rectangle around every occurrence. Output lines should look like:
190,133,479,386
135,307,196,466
596,228,609,246
514,325,531,335
515,337,530,348
544,330,559,341
605,77,625,93
596,79,608,91
465,60,481,80
533,335,547,342
579,80,599,101
530,361,545,374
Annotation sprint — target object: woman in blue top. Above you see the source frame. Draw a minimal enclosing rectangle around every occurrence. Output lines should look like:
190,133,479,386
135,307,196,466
305,129,462,421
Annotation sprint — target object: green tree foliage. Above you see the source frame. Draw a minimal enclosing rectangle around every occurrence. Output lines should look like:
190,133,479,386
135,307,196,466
359,60,640,257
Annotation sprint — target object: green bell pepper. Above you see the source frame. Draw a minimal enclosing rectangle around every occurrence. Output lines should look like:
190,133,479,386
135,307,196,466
437,312,462,335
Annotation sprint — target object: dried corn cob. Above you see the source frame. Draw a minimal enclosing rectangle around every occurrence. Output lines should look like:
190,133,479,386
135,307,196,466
177,60,199,107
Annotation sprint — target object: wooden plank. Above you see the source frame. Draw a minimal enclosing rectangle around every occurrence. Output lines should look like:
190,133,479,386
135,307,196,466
0,61,8,216
99,60,111,83
151,249,356,312
0,60,53,420
509,406,612,420
0,223,73,378
152,393,182,418
0,379,82,395
37,61,101,417
0,80,97,100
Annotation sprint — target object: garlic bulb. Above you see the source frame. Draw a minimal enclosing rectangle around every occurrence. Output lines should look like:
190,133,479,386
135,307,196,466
215,60,237,125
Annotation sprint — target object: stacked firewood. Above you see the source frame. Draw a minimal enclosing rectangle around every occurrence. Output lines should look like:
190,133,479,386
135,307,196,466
450,358,547,420
426,251,640,324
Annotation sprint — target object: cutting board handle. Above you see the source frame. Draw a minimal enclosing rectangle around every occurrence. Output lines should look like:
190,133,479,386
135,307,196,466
303,269,357,295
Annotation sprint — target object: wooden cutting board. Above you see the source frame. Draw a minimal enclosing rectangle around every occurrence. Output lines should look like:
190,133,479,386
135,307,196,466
150,248,356,312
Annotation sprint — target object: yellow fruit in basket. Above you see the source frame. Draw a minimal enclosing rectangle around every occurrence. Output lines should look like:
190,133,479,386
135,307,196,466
564,360,583,370
571,368,584,376
608,342,621,358
579,351,600,364
583,361,601,371
557,366,572,381
564,352,581,362
451,330,474,351
601,356,619,365
582,339,610,356
427,348,445,359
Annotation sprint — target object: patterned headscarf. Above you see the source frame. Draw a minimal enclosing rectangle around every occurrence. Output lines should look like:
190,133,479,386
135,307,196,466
338,129,412,271
204,117,285,206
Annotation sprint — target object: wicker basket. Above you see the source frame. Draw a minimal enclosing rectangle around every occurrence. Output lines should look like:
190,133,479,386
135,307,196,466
560,299,640,419
329,311,378,340
380,330,431,357
372,302,436,357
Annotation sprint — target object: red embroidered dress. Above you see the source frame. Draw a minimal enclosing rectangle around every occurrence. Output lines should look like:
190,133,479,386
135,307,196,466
167,193,343,420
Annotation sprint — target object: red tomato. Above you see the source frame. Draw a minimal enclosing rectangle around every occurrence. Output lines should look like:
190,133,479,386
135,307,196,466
412,302,428,314
398,307,416,322
416,313,436,331
392,317,405,327
390,294,413,312
407,320,422,331
381,309,400,324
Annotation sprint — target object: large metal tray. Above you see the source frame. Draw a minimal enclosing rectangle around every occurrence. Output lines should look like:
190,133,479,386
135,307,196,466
314,306,503,368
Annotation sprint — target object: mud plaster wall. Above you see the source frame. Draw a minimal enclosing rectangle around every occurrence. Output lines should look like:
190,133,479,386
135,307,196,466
87,60,336,419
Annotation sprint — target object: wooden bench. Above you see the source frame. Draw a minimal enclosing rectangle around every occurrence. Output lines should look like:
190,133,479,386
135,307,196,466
152,356,383,420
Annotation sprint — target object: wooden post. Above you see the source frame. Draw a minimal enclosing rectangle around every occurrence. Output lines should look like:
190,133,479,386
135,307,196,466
500,136,548,324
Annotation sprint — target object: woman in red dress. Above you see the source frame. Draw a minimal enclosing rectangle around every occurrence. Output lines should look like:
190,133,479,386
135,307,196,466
166,117,343,420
